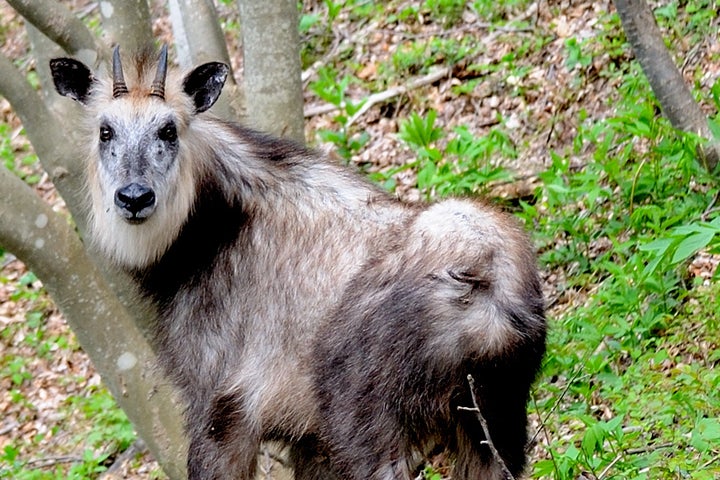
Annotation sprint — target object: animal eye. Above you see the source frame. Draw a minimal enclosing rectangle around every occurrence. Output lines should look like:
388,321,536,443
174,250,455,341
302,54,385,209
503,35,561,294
158,123,177,142
99,125,114,142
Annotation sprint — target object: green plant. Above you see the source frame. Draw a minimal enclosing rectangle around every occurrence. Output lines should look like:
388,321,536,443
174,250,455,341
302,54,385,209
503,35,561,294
423,0,465,26
0,260,136,479
389,37,477,77
422,465,444,480
525,80,720,480
564,37,592,70
378,110,513,198
310,67,369,161
471,0,532,23
0,124,41,185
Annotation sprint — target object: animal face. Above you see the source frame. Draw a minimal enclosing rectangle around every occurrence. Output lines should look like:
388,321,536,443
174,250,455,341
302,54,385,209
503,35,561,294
49,46,229,266
95,101,179,224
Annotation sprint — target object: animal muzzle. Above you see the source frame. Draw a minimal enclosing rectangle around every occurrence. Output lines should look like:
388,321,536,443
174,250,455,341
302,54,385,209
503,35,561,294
114,183,157,223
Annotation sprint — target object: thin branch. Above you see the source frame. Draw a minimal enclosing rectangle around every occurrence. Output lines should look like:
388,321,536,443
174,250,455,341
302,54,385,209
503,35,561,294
529,392,561,479
0,421,19,436
0,51,58,146
624,442,674,456
597,442,674,479
701,453,720,470
99,439,148,479
6,0,98,55
0,50,88,222
25,455,84,469
347,66,452,128
303,65,452,122
597,453,621,480
461,374,516,480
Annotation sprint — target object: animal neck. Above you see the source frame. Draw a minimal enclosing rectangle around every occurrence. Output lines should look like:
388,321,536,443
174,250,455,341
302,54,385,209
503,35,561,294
131,166,249,307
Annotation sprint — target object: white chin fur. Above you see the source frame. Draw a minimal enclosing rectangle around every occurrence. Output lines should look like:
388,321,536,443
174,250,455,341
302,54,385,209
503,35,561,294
90,196,191,269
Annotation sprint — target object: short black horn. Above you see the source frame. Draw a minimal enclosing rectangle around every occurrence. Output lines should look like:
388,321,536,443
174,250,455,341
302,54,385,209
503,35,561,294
112,46,129,98
149,44,168,100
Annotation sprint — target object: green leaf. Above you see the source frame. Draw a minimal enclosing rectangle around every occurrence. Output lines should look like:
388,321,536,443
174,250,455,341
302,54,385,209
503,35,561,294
708,116,720,140
671,230,715,264
416,161,437,190
691,417,720,452
639,237,674,255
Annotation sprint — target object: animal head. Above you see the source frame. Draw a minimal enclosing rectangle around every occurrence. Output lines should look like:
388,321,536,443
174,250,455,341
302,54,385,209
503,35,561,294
49,46,229,267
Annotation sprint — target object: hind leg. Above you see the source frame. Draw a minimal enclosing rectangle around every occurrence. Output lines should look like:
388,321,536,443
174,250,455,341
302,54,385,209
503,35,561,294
289,437,343,480
320,416,414,480
453,421,506,480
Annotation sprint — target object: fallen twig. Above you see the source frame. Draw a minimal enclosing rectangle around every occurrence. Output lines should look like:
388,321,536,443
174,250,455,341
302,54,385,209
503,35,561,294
346,66,452,127
99,439,147,479
0,420,19,436
25,455,84,469
303,65,452,121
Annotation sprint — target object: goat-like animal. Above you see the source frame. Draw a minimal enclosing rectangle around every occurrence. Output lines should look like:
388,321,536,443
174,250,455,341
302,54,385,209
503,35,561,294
50,46,546,480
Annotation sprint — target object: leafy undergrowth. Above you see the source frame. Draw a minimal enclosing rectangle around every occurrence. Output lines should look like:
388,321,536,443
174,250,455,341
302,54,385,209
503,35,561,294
2,0,720,478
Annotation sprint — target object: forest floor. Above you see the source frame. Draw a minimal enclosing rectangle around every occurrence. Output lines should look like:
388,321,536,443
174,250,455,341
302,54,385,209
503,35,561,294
2,0,720,479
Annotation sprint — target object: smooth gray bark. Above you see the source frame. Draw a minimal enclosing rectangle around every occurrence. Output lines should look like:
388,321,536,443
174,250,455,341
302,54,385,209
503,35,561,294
613,0,720,171
238,0,305,142
99,0,154,53
6,0,98,56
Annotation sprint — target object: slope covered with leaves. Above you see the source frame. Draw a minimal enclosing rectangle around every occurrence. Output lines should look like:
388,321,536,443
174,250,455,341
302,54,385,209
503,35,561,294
2,0,720,478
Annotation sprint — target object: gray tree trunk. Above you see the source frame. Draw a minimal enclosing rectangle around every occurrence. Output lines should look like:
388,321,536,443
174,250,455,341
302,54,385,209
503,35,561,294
238,0,306,143
99,0,154,53
613,0,720,171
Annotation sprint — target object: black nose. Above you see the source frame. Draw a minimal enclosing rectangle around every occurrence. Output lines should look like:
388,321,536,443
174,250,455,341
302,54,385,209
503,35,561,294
115,183,156,217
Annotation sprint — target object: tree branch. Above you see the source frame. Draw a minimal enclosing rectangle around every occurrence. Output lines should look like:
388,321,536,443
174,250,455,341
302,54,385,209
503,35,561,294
169,0,233,68
347,66,452,127
6,0,98,55
0,50,88,225
99,0,154,53
0,51,59,145
26,23,66,105
0,167,187,480
303,65,451,126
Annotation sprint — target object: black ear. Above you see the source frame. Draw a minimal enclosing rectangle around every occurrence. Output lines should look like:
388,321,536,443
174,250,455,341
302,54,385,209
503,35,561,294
182,62,229,113
49,58,95,104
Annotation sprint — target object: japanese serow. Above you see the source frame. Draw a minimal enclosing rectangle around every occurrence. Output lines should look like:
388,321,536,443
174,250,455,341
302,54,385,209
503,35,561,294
50,45,546,480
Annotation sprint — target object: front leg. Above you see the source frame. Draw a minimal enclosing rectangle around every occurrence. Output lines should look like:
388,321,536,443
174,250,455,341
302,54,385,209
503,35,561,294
187,392,261,480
